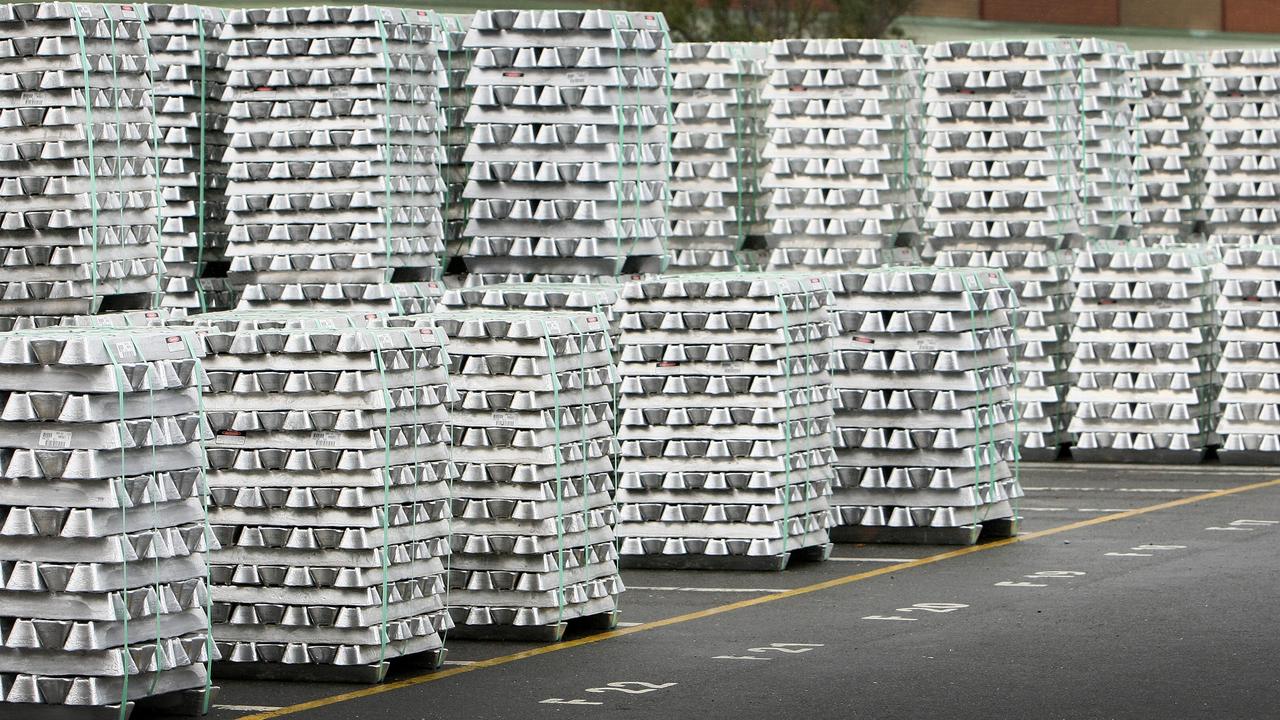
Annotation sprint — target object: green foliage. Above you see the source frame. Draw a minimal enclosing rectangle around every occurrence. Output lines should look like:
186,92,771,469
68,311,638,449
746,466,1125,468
616,0,918,42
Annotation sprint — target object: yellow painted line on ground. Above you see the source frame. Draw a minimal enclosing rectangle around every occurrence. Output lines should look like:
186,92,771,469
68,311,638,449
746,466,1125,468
238,475,1280,720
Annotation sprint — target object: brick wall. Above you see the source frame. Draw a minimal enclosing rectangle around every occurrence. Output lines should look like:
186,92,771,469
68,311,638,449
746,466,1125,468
1223,0,1280,33
980,0,1120,26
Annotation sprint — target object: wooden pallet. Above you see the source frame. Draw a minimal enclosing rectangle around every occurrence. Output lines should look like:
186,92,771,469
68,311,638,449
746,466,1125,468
214,647,446,684
1067,447,1213,464
1207,449,1270,466
11,686,217,720
1017,443,1070,462
831,517,1019,546
619,542,833,572
448,608,621,643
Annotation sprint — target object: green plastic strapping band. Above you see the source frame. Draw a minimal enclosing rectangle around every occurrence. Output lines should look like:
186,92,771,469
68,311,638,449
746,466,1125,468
609,14,627,276
140,9,165,308
656,16,672,273
432,321,455,645
103,338,131,720
1002,269,1022,532
367,329,395,670
540,320,569,626
569,317,593,611
777,285,794,558
194,14,210,312
178,331,214,714
375,18,395,284
109,14,125,297
404,325,425,646
731,45,748,254
71,7,101,306
143,343,162,696
959,271,986,543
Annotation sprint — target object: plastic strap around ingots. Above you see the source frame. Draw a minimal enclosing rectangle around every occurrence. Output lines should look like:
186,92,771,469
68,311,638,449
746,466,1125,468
797,280,820,550
432,321,456,645
610,14,627,276
655,15,671,273
140,9,165,308
365,329,397,669
103,337,132,720
567,316,593,601
72,6,102,305
776,285,795,557
194,11,211,313
998,268,1022,528
961,270,1002,540
108,12,126,298
178,330,214,713
375,18,396,284
731,44,748,255
540,319,569,625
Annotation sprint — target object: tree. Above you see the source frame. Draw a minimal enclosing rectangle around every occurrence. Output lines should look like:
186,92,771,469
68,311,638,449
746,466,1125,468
617,0,919,42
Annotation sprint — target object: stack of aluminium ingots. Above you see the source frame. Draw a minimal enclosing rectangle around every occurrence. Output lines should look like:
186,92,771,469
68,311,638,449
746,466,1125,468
614,273,835,570
457,9,671,282
220,6,447,310
435,13,472,277
665,41,768,274
438,281,622,343
0,326,216,715
0,3,165,331
1067,242,1220,462
1202,48,1280,244
922,39,1082,460
1076,38,1140,241
186,311,455,681
826,266,1023,544
760,38,923,273
423,309,623,641
144,4,234,314
1215,241,1280,463
1131,50,1207,237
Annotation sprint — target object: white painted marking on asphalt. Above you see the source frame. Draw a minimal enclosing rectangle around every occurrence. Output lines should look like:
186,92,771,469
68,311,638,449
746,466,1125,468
1020,506,1069,511
616,621,643,627
441,660,475,666
628,586,786,593
828,557,918,563
214,706,283,713
1024,486,1214,493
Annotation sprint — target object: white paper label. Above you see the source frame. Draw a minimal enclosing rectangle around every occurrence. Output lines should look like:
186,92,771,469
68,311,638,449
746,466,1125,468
312,431,340,448
38,430,72,449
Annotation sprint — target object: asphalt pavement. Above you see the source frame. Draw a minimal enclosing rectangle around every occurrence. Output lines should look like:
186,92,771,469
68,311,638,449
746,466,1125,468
203,462,1280,720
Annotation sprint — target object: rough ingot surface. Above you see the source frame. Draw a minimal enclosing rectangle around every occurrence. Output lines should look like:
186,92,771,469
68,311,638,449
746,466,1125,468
145,4,234,312
457,10,672,280
614,272,835,560
1067,241,1220,455
0,2,166,325
1202,48,1280,237
404,308,622,627
824,265,1022,535
1132,50,1206,236
920,39,1082,251
176,309,454,671
931,247,1074,450
0,324,214,708
760,38,923,263
221,6,447,308
437,13,473,256
1075,38,1140,241
666,42,768,272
